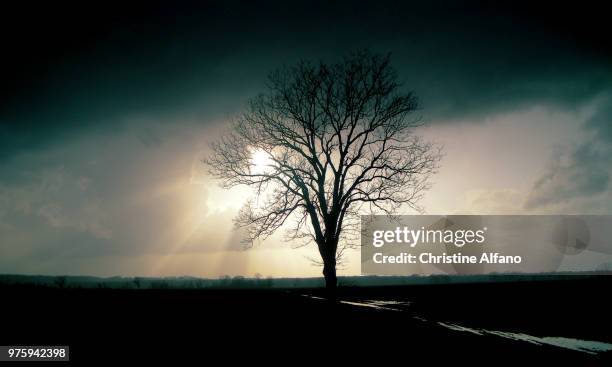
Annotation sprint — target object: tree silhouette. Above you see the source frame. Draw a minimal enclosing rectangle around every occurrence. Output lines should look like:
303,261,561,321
206,51,441,291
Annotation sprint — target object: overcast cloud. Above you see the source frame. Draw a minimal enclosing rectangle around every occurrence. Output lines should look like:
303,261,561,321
1,0,611,276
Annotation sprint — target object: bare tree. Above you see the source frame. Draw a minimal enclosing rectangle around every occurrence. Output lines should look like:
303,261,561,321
206,51,441,291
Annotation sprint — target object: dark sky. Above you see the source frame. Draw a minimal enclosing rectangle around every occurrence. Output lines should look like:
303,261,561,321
1,0,611,276
2,0,610,159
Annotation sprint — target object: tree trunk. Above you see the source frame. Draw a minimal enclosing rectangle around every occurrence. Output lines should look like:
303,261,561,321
322,252,337,293
318,236,338,297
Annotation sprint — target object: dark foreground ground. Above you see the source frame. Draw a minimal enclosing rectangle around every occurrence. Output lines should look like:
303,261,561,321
1,277,611,365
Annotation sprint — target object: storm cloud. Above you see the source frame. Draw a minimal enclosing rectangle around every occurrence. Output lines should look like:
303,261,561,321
1,0,611,276
525,95,612,210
